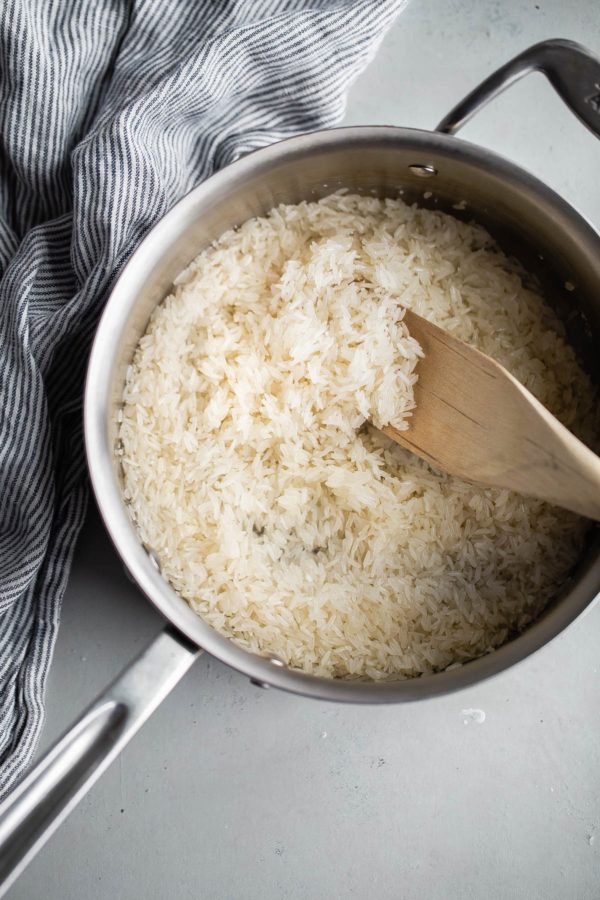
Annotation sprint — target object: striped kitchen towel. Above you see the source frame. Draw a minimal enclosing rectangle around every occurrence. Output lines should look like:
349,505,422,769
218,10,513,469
0,0,407,796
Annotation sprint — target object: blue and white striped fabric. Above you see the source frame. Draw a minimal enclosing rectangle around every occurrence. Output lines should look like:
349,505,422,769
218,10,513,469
0,0,406,796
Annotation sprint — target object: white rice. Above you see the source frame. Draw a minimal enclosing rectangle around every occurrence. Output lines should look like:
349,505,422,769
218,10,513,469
119,193,597,680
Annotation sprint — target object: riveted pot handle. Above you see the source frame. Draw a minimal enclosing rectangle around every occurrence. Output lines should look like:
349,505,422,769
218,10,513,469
437,39,600,139
0,627,200,898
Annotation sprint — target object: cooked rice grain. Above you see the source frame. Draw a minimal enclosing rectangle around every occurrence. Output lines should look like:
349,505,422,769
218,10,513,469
120,193,596,679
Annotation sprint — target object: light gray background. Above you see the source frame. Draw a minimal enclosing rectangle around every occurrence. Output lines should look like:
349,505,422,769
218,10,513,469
8,1,600,898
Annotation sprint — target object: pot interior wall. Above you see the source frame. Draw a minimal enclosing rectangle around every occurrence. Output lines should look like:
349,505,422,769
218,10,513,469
109,133,600,387
97,129,600,694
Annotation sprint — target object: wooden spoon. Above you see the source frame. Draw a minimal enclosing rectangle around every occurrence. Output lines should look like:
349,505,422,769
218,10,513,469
382,308,600,520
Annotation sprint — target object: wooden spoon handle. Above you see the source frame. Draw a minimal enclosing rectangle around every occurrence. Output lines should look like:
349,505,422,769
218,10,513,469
488,382,600,519
384,309,600,520
492,376,600,521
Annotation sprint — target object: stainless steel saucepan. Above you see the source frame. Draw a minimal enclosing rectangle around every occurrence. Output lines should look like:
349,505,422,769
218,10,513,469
1,39,599,896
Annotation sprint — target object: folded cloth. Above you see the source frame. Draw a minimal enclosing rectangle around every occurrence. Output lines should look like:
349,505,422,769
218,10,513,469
0,0,406,796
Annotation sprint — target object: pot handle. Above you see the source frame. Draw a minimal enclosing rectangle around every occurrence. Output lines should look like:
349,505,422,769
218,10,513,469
0,626,199,898
437,39,600,139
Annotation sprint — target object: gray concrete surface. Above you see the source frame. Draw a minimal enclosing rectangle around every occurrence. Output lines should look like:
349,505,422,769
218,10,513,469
8,1,600,898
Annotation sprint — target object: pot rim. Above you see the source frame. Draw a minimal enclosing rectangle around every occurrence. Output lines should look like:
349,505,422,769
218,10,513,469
84,123,600,702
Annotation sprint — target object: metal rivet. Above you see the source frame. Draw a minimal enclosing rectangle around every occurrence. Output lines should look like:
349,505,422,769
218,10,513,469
122,564,136,584
143,544,162,574
409,164,437,177
250,679,270,689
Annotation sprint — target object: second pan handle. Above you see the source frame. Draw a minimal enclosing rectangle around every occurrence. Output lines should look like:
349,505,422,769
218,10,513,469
437,39,600,139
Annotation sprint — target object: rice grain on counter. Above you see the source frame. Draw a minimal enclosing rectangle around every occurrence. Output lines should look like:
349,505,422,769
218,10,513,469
119,193,597,679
